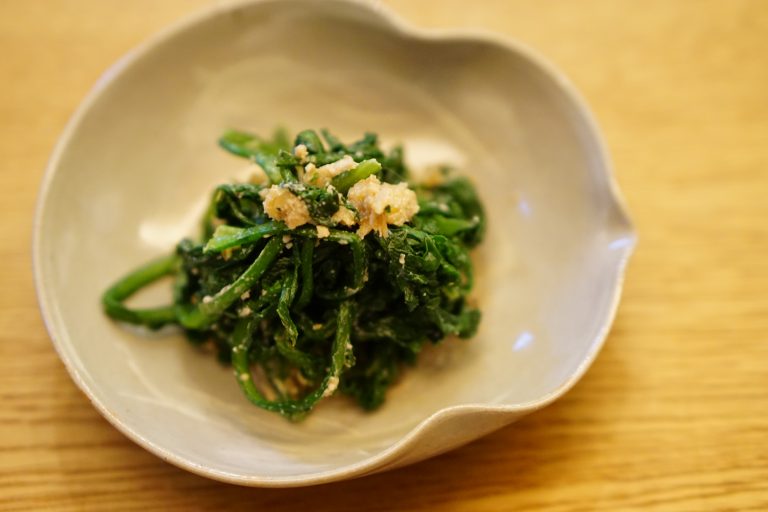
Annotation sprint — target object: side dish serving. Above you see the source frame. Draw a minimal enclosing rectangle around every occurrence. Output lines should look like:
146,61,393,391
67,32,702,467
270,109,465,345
102,129,485,420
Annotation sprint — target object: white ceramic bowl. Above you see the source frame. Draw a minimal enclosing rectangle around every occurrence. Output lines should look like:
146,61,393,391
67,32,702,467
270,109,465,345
33,0,635,486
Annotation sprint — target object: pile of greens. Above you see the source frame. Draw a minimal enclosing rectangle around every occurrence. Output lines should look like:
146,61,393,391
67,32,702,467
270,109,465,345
103,129,485,420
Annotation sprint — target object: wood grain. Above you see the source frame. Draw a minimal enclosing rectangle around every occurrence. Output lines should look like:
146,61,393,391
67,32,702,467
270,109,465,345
1,0,767,510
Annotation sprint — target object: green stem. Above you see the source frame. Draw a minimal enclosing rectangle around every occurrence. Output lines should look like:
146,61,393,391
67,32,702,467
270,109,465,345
320,128,345,152
331,159,382,193
293,228,367,298
218,130,284,184
102,254,178,329
200,190,219,241
276,249,299,345
295,129,325,155
274,330,315,376
203,222,283,253
177,237,283,329
295,239,314,309
231,301,353,419
254,153,284,185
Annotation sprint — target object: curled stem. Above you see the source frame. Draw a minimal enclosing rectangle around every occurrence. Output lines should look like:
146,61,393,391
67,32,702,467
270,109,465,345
102,254,178,330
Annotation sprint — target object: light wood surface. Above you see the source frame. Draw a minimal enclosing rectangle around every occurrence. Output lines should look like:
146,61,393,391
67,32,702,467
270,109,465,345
2,0,767,510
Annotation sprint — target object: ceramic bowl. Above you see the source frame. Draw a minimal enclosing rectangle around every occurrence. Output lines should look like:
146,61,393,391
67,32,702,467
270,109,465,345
33,0,636,486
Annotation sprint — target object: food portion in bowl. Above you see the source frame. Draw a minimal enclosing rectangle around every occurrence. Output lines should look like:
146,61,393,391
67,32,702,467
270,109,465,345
102,129,485,420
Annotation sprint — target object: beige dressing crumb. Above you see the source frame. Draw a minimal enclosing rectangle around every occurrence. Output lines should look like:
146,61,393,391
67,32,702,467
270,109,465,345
303,155,357,187
323,376,340,397
331,205,357,226
260,185,311,229
214,284,232,298
316,225,330,239
293,144,309,163
347,176,419,238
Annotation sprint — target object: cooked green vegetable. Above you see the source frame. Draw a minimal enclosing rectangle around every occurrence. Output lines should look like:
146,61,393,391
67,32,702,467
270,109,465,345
102,129,485,420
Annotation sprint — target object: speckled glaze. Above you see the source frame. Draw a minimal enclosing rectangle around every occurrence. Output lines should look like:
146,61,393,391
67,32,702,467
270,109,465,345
33,0,636,487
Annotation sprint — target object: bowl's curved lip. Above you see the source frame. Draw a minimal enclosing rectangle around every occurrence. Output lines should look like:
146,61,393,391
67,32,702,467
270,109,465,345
32,0,636,487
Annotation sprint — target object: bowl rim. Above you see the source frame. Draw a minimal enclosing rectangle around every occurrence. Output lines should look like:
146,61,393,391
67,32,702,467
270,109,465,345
32,0,636,487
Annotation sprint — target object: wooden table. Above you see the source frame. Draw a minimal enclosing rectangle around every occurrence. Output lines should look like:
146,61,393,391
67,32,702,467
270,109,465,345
2,1,767,510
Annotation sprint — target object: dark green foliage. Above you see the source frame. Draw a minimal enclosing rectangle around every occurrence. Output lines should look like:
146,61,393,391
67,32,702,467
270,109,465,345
283,183,340,225
102,129,485,420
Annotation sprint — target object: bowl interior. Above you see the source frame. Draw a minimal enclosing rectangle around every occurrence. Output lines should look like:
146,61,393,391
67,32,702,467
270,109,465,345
36,0,633,480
